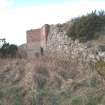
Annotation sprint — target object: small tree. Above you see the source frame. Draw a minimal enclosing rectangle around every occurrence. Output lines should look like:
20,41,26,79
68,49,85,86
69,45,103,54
0,43,10,58
8,44,18,58
0,43,18,58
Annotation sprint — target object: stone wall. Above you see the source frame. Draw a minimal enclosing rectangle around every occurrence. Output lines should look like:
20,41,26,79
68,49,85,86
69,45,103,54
26,24,105,60
46,24,100,61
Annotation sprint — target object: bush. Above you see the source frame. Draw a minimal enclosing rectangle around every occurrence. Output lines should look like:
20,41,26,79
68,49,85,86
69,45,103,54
8,44,18,57
0,43,18,58
67,10,105,42
0,43,10,57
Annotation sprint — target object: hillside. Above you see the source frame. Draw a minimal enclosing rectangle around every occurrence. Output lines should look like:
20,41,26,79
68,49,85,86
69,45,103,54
46,11,105,62
0,11,105,105
0,56,105,105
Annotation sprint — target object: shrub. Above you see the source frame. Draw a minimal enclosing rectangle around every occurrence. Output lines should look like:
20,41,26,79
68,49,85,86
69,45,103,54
67,10,105,42
8,44,18,57
0,43,18,58
0,43,10,57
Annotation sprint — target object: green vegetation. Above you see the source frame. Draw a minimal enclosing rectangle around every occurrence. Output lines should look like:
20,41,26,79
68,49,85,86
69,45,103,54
0,86,23,105
67,10,105,42
95,59,105,78
0,43,18,58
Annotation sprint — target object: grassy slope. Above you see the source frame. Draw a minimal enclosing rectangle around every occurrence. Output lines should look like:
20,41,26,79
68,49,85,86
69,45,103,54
0,56,105,105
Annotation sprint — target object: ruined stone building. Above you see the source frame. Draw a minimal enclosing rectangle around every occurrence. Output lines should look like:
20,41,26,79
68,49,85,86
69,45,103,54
26,24,87,59
26,23,105,61
26,24,49,57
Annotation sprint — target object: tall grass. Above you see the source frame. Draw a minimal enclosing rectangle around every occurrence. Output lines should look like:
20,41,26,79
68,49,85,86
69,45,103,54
0,55,105,105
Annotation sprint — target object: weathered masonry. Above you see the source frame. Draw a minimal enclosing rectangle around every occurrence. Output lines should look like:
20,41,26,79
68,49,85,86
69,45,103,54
26,23,105,61
26,24,49,57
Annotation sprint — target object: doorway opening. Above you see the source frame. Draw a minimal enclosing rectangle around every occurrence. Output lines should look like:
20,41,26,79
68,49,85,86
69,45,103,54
40,47,44,56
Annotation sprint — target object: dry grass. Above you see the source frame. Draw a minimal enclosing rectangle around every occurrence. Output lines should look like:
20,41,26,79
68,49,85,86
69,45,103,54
0,55,105,105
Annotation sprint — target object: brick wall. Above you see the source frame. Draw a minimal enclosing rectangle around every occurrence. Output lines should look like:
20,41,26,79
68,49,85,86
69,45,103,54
27,29,41,43
26,24,49,57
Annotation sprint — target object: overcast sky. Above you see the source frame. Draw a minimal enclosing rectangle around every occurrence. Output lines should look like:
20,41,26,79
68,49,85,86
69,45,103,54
0,0,105,45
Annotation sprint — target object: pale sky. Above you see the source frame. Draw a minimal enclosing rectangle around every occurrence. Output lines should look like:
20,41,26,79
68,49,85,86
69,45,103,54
0,0,105,45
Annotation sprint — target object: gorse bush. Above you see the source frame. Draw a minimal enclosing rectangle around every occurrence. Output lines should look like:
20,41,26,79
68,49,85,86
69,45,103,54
0,43,18,58
67,10,105,42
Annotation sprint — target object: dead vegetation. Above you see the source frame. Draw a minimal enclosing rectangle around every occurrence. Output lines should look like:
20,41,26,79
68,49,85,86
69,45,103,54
0,56,105,105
